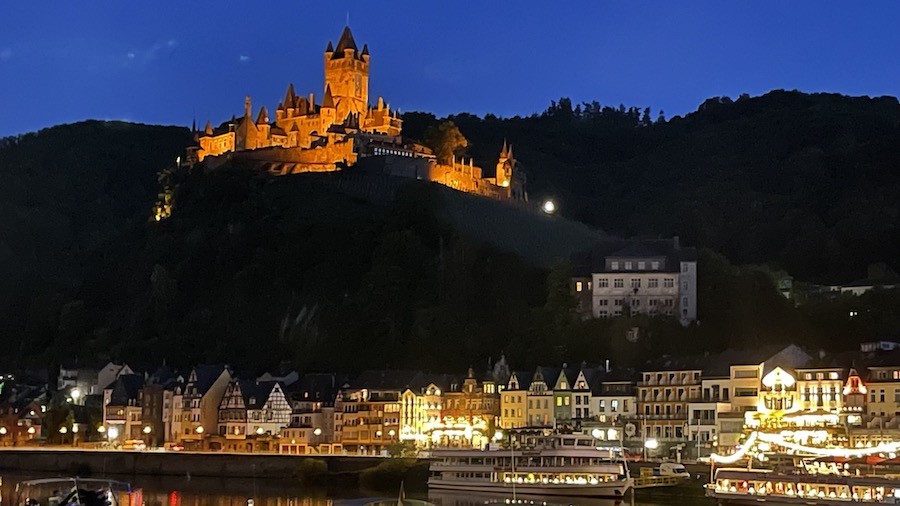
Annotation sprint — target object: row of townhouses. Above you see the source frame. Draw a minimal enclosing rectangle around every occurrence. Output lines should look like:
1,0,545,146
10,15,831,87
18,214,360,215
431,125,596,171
4,341,900,457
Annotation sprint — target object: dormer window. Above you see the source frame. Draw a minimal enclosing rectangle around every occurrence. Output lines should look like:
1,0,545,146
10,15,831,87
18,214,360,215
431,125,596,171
611,261,619,270
625,261,633,270
638,261,646,270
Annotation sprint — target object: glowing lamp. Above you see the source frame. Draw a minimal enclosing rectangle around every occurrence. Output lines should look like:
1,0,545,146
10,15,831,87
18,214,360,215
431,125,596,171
313,428,322,436
542,199,557,215
143,426,152,434
644,438,659,449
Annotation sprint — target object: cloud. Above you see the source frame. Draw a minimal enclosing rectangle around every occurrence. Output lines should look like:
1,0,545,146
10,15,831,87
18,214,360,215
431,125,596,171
0,48,11,62
239,54,251,63
125,38,178,66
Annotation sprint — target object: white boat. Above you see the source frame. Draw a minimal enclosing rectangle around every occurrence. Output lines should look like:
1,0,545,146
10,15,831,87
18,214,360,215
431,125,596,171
428,433,633,498
15,478,141,506
706,467,900,504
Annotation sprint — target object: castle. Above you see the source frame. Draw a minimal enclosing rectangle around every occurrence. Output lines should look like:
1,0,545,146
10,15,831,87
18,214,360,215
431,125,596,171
186,27,526,202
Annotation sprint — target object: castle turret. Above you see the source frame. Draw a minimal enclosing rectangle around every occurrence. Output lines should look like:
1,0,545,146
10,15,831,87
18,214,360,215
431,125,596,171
324,26,369,124
495,139,515,188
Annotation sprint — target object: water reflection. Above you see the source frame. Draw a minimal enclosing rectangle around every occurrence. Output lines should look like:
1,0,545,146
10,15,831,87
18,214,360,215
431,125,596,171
0,475,707,506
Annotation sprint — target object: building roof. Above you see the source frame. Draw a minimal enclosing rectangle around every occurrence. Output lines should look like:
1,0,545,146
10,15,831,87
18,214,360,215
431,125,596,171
239,380,280,410
572,237,697,276
332,26,359,58
189,364,229,395
107,374,144,406
348,370,422,391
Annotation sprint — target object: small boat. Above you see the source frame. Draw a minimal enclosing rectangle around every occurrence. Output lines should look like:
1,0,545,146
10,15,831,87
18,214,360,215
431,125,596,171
15,478,141,506
706,467,900,504
428,432,633,498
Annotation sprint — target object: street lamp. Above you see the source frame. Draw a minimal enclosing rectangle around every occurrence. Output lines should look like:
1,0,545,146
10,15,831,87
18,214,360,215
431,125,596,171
71,388,82,404
0,427,7,435
143,426,152,434
108,426,119,439
59,426,68,434
195,426,204,434
97,425,106,434
313,428,322,436
256,427,264,435
542,199,557,215
493,430,504,441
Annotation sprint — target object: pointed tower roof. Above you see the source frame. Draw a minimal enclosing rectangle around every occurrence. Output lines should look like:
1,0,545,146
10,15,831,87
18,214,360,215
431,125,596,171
322,84,335,108
283,84,297,109
508,144,514,159
204,121,213,135
361,43,369,56
256,106,269,125
326,41,334,53
332,26,358,58
500,139,508,158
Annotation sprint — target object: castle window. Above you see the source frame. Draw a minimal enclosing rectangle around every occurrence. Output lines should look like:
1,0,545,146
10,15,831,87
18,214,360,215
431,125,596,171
638,261,646,270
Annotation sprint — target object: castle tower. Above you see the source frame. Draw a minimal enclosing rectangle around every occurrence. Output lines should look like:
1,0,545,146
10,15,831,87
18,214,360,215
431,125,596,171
324,26,369,124
495,140,516,188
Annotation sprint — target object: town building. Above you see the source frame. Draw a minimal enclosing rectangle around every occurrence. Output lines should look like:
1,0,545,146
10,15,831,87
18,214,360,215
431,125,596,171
175,364,232,448
571,237,698,325
336,370,415,454
102,374,144,441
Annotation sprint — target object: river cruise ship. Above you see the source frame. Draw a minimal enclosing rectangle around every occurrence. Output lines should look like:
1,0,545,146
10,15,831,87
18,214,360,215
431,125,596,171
428,433,633,498
706,467,900,504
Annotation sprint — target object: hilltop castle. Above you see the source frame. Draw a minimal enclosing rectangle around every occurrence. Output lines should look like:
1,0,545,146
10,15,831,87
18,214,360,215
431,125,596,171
186,27,526,202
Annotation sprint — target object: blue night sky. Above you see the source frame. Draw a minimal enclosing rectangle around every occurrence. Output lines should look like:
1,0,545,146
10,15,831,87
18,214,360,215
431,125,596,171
1,1,899,137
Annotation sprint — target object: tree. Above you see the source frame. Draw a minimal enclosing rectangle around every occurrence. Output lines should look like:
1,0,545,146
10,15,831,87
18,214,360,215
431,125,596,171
424,120,468,164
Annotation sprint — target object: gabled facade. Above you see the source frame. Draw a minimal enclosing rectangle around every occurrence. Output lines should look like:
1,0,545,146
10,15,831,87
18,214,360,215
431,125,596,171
178,365,232,446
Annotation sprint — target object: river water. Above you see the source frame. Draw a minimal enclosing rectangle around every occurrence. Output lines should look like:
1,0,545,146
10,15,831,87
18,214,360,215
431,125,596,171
0,474,713,506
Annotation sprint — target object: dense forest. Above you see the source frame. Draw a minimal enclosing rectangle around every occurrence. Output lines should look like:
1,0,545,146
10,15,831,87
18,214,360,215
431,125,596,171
404,90,900,285
0,91,898,376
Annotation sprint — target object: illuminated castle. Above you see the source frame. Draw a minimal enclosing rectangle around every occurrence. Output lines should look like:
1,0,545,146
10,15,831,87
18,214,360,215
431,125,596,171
186,27,526,202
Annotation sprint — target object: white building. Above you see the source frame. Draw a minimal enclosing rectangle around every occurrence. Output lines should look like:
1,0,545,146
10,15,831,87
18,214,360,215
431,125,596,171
572,237,698,325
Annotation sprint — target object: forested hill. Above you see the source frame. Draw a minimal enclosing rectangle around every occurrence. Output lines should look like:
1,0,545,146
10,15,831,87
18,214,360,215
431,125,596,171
403,90,900,284
1,91,899,374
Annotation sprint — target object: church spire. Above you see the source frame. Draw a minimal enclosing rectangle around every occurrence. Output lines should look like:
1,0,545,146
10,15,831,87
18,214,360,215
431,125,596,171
244,96,252,118
500,139,508,158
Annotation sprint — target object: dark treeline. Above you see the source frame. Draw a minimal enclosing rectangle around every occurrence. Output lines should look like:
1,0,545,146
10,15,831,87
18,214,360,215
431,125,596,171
1,92,899,377
403,90,900,285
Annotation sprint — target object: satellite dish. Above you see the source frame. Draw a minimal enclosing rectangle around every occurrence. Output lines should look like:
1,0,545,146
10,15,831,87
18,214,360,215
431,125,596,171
625,423,637,437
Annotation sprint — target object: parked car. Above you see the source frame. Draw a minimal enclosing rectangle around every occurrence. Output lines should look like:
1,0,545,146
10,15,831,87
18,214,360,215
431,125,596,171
121,439,146,451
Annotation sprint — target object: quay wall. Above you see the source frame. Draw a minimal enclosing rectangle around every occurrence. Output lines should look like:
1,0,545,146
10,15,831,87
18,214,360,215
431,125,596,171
0,450,394,479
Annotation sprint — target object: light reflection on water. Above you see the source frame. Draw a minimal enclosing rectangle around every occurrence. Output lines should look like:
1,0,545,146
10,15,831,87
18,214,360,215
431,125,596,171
0,474,710,506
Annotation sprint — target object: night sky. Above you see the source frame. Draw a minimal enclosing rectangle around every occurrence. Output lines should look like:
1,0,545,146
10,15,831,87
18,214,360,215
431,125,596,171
2,1,899,137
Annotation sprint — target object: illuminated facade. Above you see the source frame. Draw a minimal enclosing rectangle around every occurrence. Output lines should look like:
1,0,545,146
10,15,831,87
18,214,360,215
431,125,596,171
636,368,702,441
186,27,526,202
571,238,697,325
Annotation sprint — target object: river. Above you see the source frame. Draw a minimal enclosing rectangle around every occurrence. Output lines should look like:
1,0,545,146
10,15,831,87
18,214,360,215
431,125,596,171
0,473,714,505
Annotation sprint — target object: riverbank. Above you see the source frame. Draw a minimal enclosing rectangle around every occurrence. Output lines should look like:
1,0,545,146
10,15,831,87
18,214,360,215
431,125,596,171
0,448,391,479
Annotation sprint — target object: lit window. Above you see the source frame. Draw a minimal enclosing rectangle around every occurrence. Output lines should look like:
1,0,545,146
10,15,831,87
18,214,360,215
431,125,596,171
576,281,583,292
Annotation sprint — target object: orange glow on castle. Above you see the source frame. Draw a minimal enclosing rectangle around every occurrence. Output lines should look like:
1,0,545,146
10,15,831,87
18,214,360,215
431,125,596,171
186,27,526,202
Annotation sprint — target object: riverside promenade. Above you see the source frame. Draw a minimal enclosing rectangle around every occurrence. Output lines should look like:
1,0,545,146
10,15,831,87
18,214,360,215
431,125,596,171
0,447,390,478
